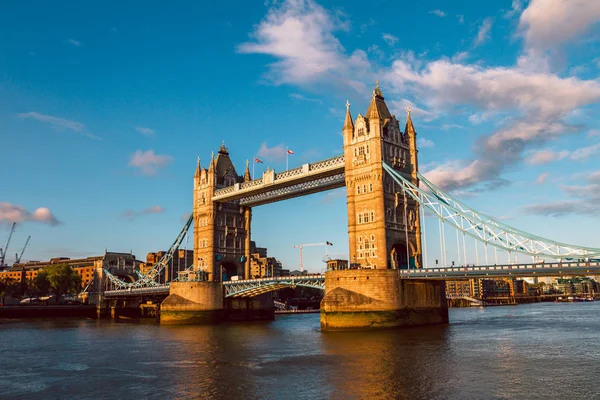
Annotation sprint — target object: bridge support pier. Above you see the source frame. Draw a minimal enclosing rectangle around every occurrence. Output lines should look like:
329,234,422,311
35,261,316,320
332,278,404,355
160,281,223,324
320,270,448,331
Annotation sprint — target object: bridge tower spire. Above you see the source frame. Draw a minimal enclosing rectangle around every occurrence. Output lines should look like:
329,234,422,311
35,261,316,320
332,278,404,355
342,82,421,270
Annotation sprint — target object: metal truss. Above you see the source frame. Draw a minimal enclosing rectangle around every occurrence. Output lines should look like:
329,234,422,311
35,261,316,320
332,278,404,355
223,275,325,298
238,173,345,206
382,162,600,260
104,214,194,290
399,260,600,279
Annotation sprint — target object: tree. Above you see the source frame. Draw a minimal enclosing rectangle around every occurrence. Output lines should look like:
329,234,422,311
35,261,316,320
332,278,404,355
30,271,51,298
45,264,82,303
0,277,20,305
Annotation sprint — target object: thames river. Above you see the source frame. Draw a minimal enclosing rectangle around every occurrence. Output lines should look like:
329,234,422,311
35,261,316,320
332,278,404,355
1,302,599,399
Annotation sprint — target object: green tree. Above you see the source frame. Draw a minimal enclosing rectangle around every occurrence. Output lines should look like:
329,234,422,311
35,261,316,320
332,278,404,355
30,271,51,298
0,277,20,305
45,264,82,303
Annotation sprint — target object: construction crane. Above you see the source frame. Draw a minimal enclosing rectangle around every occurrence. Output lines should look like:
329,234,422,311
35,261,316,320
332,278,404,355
15,235,31,264
0,222,16,268
292,241,333,272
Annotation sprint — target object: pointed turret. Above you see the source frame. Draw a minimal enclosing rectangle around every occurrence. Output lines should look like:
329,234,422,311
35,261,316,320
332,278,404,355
194,157,202,179
404,107,416,137
244,159,251,182
365,81,392,121
404,107,419,183
208,151,215,173
343,100,354,131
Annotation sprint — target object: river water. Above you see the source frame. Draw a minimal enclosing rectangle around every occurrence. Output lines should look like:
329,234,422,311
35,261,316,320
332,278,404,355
1,302,599,400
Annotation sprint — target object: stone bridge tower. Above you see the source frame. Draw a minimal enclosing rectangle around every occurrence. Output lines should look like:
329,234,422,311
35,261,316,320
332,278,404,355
342,83,422,269
193,143,252,282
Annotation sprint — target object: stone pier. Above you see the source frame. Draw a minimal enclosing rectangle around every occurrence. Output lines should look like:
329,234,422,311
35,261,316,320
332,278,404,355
320,270,448,331
160,281,224,324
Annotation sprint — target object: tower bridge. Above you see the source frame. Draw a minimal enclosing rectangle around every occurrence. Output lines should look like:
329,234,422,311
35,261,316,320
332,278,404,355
99,82,600,330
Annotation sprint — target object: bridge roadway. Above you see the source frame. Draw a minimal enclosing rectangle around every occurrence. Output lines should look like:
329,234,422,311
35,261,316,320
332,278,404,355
102,261,600,299
211,155,345,206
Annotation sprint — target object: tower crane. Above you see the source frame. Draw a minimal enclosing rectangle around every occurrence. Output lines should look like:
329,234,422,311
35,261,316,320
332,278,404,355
0,222,16,268
15,236,31,264
292,241,333,272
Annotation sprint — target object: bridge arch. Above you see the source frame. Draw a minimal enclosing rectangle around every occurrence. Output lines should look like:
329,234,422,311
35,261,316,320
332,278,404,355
223,276,325,298
219,260,240,281
390,240,417,269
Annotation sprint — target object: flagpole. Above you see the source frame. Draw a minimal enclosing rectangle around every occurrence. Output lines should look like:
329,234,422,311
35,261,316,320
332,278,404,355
252,160,255,180
286,147,288,170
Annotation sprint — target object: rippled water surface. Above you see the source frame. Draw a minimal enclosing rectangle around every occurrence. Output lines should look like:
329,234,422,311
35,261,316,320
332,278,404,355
1,302,600,399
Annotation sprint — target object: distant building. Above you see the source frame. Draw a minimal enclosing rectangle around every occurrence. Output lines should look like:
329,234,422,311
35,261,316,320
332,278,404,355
445,280,474,297
327,259,348,271
248,241,282,278
1,251,140,290
514,279,529,295
141,249,194,282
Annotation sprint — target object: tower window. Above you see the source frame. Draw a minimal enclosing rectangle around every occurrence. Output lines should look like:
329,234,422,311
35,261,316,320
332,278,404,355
369,183,373,192
357,185,361,195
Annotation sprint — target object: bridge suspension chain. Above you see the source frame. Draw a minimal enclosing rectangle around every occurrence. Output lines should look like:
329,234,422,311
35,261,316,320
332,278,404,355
382,162,600,260
104,214,194,290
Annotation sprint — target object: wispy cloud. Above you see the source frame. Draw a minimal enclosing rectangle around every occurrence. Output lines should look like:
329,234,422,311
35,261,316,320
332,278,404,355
474,17,494,47
417,138,435,148
526,149,569,165
128,150,174,175
456,14,465,24
527,144,600,165
0,202,60,226
522,170,600,216
257,142,286,162
289,93,322,103
135,126,155,136
17,112,100,140
123,205,164,221
67,39,81,47
429,9,446,18
535,172,549,184
382,33,398,46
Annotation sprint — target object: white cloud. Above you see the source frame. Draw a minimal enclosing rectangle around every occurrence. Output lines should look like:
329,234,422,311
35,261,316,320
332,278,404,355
429,10,446,18
536,172,549,184
257,142,286,161
17,112,100,140
237,0,352,85
526,149,568,165
504,0,523,19
417,138,435,148
569,143,600,161
123,205,164,221
517,0,600,69
588,129,600,138
456,14,465,24
0,202,60,226
390,99,438,122
128,150,174,175
522,170,600,216
382,33,398,46
136,127,155,136
67,39,81,47
290,93,322,103
441,124,463,131
474,18,494,47
451,51,469,63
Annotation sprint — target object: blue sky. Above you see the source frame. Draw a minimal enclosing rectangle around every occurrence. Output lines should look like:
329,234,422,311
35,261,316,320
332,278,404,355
1,0,599,271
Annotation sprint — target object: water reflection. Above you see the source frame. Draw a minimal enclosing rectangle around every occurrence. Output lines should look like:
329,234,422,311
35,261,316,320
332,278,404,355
1,303,600,399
